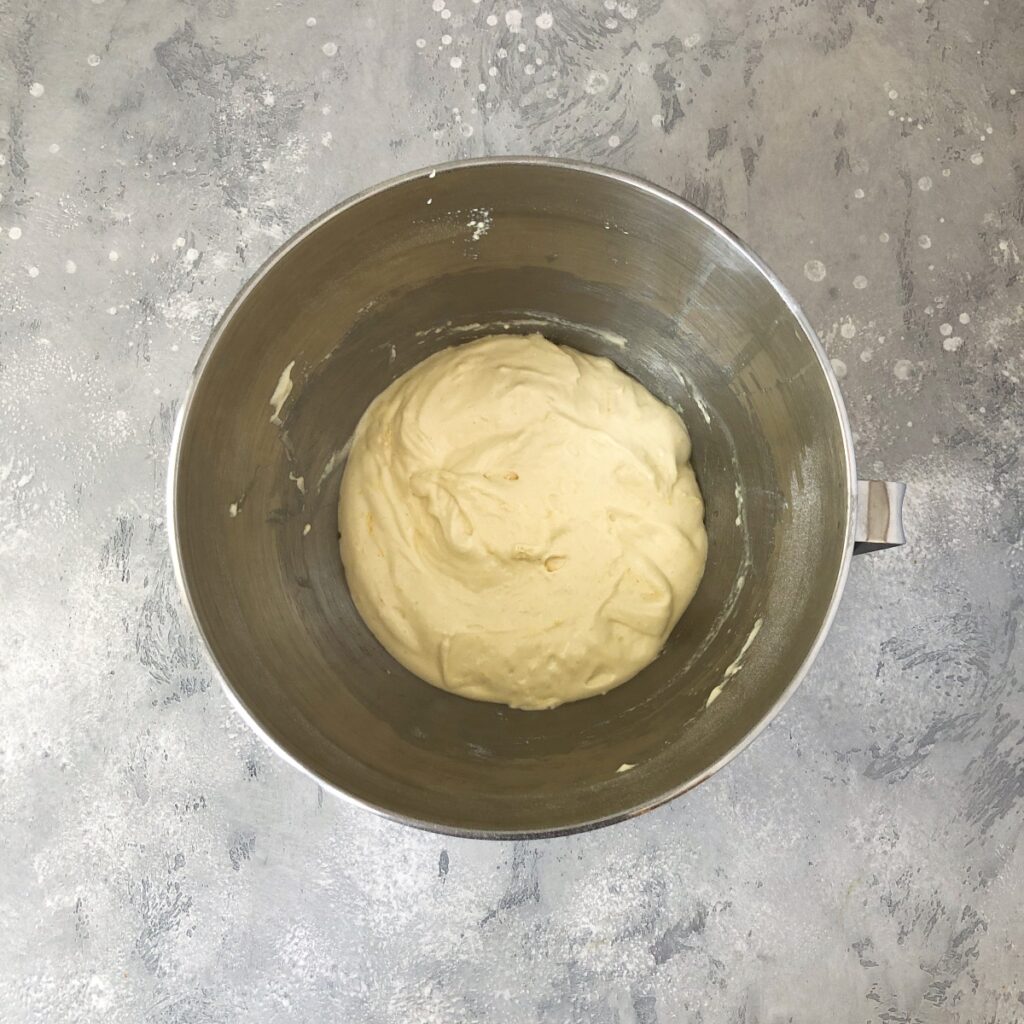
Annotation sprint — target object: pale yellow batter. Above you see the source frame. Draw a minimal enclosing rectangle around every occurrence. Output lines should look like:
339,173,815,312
338,333,707,710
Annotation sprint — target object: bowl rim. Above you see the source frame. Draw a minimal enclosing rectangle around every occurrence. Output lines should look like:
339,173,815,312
166,155,858,840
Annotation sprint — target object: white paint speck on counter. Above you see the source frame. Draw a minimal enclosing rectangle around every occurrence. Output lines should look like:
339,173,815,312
804,259,827,282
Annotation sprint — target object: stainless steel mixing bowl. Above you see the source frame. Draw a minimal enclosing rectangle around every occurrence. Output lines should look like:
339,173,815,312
168,158,905,838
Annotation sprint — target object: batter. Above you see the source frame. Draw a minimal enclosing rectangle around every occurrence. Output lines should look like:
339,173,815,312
338,333,707,710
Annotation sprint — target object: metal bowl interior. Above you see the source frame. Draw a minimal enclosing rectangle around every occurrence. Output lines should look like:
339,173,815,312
170,159,854,837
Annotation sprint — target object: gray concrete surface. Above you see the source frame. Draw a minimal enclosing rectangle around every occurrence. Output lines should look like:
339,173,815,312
2,0,1023,1021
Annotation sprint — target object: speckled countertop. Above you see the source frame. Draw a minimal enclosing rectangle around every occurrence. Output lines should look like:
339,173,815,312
2,1,1023,1021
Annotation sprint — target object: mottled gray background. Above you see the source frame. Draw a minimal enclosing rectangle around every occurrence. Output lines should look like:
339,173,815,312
2,0,1022,1021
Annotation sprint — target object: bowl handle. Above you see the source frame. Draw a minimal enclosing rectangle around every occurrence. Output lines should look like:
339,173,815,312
853,480,907,554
